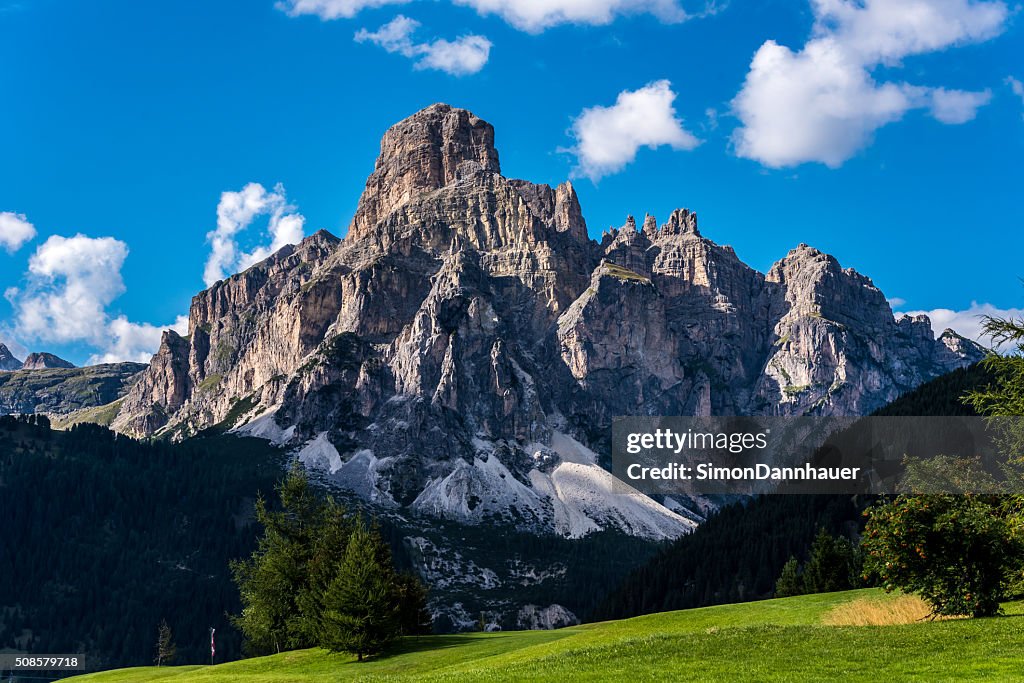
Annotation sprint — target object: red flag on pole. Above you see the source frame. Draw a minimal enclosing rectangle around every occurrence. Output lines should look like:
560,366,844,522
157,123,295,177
210,627,216,665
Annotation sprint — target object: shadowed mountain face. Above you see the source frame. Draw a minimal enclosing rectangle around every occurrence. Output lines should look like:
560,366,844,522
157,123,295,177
0,344,22,371
111,103,983,540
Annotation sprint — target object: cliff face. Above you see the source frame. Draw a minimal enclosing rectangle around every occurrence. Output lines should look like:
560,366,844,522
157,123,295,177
113,104,984,539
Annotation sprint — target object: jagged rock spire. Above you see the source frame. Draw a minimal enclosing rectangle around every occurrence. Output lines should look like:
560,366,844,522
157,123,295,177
348,103,501,240
661,208,699,236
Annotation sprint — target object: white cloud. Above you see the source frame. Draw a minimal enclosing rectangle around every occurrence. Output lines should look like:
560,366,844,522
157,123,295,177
0,211,36,253
926,87,992,123
275,0,410,20
1007,76,1024,117
8,234,187,364
88,314,190,365
279,0,689,31
812,0,1008,64
355,15,491,75
568,79,700,181
1008,76,1024,100
15,235,129,345
203,182,306,287
450,0,688,32
732,0,1007,168
897,301,1024,348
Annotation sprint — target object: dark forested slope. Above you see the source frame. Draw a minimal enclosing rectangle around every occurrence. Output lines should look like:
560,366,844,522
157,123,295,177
593,363,992,621
0,418,285,669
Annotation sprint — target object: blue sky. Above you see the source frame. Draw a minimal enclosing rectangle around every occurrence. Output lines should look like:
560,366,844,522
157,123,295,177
0,0,1022,365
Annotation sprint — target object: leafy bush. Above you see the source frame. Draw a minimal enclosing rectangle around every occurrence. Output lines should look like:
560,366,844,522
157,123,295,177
863,495,1024,617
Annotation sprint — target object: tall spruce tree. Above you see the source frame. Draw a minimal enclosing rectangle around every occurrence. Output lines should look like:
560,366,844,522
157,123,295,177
316,520,400,661
774,557,804,598
295,495,355,643
231,465,328,654
965,314,1024,460
803,528,857,593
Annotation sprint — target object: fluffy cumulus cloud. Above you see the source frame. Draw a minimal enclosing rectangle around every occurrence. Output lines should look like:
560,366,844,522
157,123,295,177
275,0,410,20
896,301,1024,349
0,211,36,253
355,15,491,75
732,0,1008,168
450,0,688,33
569,79,699,181
91,314,190,365
14,235,130,345
6,234,186,364
203,182,306,287
279,0,689,31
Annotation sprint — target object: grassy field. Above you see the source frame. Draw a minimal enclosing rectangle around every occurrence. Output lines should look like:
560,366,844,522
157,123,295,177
66,589,1024,682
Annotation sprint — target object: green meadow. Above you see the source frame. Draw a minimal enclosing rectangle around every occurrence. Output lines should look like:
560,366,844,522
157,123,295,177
67,589,1024,682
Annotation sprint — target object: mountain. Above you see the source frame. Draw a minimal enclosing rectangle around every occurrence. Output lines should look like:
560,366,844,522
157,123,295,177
0,362,147,416
22,351,76,370
110,103,984,541
0,343,22,371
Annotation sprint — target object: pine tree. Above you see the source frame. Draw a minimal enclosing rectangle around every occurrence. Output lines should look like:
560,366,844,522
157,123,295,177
230,464,324,654
154,620,176,667
295,495,354,643
316,520,400,661
394,573,432,636
803,528,855,594
774,556,804,597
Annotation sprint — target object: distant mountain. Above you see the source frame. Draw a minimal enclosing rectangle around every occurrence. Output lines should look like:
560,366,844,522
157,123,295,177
0,343,22,371
109,103,983,542
0,362,146,416
22,351,75,370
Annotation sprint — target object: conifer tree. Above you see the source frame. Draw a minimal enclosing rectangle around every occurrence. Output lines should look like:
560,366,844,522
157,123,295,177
231,464,323,654
803,528,856,593
154,620,176,667
316,520,400,661
774,556,804,597
395,572,433,636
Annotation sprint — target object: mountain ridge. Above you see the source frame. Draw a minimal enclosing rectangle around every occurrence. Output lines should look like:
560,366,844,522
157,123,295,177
110,103,984,540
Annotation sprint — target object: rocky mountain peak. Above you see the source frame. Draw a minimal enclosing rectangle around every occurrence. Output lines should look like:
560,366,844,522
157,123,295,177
937,328,986,359
348,103,502,240
22,352,75,370
659,208,700,236
0,343,23,371
641,213,658,239
111,104,986,545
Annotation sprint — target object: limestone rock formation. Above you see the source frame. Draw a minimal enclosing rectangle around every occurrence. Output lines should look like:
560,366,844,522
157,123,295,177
21,352,75,370
114,103,985,540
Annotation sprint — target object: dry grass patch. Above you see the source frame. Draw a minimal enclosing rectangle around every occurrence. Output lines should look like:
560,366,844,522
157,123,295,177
822,595,961,626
